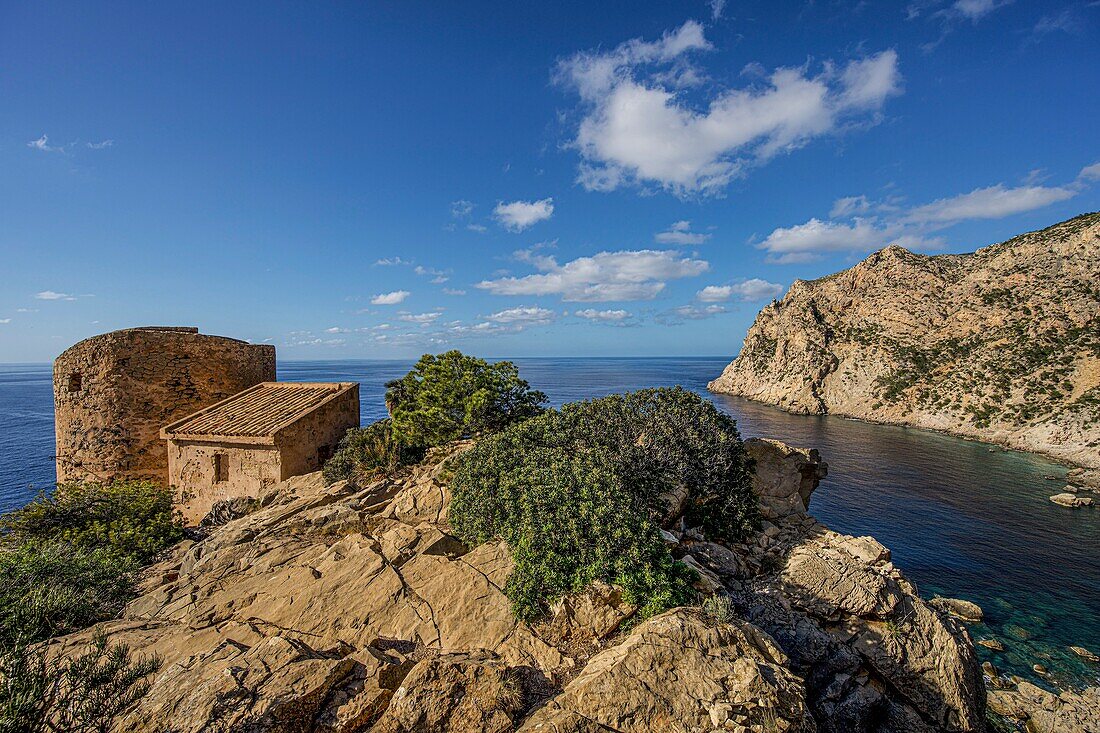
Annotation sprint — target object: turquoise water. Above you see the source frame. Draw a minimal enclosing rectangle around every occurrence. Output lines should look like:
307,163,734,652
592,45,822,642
1,358,1097,689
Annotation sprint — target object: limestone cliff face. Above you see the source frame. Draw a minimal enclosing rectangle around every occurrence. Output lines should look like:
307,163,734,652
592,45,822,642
709,213,1100,468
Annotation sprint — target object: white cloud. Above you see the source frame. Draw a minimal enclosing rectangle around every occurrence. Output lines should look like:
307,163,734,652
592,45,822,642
697,279,784,302
450,200,474,218
950,0,1010,22
443,288,467,296
371,290,410,305
1077,162,1100,182
27,135,64,153
901,184,1075,225
486,306,556,325
375,257,413,266
399,311,443,325
86,140,114,149
0,318,10,324
493,198,555,231
660,304,728,323
709,0,726,20
16,308,37,313
830,195,873,218
758,170,1090,263
467,223,487,233
574,308,631,322
557,22,901,195
477,249,708,302
655,220,710,245
34,290,77,301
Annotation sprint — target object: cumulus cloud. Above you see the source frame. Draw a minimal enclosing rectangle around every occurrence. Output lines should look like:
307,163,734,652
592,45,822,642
659,304,728,323
0,318,10,324
655,220,710,245
477,249,708,302
574,308,632,322
399,311,443,325
86,140,114,149
442,288,467,296
697,279,784,302
371,290,410,305
375,256,413,266
486,306,556,325
557,21,901,195
34,290,78,301
450,200,474,218
493,198,555,231
709,0,726,20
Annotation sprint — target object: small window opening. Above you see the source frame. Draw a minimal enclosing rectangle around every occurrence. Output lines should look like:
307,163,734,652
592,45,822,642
213,454,229,483
67,372,82,393
317,445,333,466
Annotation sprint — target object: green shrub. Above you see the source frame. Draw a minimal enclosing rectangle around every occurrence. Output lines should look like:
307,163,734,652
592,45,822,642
1,481,183,564
323,419,426,485
0,542,138,648
0,629,161,733
449,387,757,621
385,351,547,448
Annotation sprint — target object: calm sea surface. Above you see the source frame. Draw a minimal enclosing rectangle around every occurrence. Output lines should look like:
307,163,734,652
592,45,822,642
1,358,1097,688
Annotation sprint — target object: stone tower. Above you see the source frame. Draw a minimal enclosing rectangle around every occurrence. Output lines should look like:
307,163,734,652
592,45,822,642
53,327,276,486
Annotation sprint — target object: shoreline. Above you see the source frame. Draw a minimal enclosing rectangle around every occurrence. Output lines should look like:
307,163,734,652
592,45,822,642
708,386,1099,473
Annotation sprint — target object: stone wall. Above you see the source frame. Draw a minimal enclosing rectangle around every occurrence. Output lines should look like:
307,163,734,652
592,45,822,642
54,327,276,485
168,441,282,524
276,385,360,479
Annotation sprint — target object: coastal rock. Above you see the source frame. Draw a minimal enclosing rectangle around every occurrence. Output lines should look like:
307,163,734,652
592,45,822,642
1071,645,1100,663
1050,492,1094,508
746,437,829,520
978,638,1005,652
708,213,1100,469
519,608,817,733
930,597,984,622
988,680,1100,733
46,439,988,733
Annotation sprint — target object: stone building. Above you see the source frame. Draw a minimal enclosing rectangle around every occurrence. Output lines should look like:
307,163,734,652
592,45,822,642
53,327,275,485
161,382,359,523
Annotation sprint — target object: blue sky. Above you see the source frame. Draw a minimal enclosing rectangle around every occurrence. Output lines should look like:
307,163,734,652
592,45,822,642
1,0,1098,362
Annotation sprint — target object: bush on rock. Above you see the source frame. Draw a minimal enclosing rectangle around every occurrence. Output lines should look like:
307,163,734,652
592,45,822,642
449,387,757,621
324,351,547,484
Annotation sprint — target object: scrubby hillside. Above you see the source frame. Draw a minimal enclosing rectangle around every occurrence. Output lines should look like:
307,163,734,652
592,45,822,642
709,213,1100,467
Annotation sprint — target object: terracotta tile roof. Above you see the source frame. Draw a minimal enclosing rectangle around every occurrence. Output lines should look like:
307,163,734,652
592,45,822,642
163,382,356,440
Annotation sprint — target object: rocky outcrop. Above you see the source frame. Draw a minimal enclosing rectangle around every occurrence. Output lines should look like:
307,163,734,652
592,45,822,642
520,609,817,733
988,679,1100,733
49,439,989,732
709,213,1100,468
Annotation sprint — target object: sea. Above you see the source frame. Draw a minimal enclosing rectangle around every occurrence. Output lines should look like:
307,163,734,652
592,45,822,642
1,357,1098,689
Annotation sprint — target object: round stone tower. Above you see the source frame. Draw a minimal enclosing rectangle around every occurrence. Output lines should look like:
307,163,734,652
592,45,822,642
53,327,276,486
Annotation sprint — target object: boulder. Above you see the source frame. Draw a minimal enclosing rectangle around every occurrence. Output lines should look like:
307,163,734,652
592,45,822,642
930,597,984,622
520,608,817,733
370,651,526,733
1070,645,1100,663
1050,492,1093,508
746,438,828,520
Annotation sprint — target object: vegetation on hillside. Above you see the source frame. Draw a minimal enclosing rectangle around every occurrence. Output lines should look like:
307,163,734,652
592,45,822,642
449,387,757,621
0,481,180,730
324,351,547,484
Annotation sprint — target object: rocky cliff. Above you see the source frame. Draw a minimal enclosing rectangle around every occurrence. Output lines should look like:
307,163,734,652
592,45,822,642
47,440,1010,733
709,213,1100,468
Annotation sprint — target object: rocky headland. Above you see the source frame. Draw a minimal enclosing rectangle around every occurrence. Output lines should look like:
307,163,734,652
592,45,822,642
709,213,1100,469
43,437,1066,733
